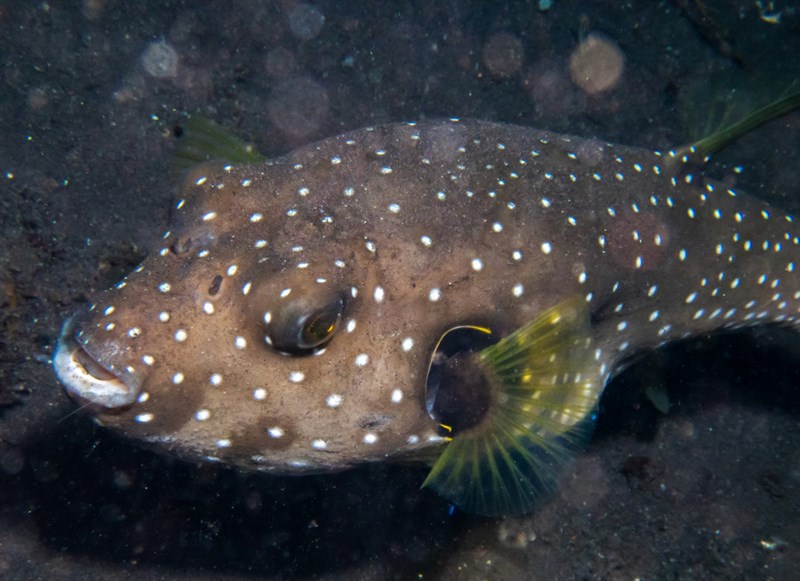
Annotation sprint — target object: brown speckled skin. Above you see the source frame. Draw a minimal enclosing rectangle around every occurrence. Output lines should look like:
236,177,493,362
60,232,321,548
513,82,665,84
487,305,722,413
59,120,800,473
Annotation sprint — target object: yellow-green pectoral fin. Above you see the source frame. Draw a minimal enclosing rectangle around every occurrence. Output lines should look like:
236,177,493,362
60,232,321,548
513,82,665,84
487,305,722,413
422,297,605,517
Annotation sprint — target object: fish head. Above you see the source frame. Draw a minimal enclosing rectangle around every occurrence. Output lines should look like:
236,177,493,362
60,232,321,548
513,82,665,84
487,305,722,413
54,159,466,472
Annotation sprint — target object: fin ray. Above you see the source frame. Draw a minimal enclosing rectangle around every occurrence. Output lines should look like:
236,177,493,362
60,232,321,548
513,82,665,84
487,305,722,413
423,297,604,516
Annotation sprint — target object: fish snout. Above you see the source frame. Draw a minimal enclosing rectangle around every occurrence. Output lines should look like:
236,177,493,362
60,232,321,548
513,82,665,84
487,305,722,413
53,318,144,411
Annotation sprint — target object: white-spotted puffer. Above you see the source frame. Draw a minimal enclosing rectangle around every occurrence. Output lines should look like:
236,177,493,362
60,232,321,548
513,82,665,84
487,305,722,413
54,117,800,516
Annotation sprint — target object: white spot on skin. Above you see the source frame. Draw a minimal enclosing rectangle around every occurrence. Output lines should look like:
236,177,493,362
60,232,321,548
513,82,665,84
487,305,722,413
346,319,357,333
363,433,378,445
142,355,155,366
210,373,222,386
289,371,305,383
312,439,327,450
355,353,369,367
172,372,184,385
326,394,343,408
402,337,414,351
195,409,211,421
512,283,524,297
541,242,553,254
203,301,214,315
253,388,267,400
429,288,442,301
159,311,170,322
420,235,433,247
391,389,404,403
268,427,284,439
158,283,171,293
174,329,188,342
135,413,154,423
471,258,483,271
216,439,232,448
373,286,385,303
235,336,247,349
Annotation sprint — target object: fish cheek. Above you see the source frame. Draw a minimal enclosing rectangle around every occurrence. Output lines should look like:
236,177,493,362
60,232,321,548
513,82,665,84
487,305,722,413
105,374,205,437
226,417,298,459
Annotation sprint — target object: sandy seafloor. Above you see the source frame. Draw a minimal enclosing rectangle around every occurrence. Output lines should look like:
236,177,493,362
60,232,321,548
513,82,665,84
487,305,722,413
2,1,800,579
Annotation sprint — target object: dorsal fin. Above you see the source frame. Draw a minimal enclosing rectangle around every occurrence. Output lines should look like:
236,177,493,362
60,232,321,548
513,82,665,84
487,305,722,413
172,116,266,174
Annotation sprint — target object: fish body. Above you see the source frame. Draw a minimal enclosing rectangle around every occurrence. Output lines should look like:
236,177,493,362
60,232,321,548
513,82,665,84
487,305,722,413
54,119,800,514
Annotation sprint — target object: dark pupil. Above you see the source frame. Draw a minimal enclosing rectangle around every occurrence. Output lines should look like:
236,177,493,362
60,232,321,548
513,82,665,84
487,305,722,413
301,311,337,346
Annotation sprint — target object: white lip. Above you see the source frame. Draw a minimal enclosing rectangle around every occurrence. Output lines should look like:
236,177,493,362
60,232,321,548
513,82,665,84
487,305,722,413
53,318,140,409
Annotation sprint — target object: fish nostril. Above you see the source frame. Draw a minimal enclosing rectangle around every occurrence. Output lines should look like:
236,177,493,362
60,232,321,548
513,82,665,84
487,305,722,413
169,237,193,256
208,274,223,296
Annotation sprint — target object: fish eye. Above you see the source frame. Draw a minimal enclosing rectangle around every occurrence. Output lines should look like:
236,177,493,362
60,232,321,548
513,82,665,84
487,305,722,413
299,306,340,349
266,293,345,355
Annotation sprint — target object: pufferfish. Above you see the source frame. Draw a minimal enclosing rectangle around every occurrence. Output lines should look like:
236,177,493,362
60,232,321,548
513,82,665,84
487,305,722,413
53,92,800,516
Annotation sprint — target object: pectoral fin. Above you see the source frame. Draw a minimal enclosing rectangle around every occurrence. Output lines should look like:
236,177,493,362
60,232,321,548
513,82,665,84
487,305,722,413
423,297,605,516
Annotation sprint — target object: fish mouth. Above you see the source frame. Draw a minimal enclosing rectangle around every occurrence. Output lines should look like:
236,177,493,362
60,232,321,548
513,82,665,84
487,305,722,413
53,318,141,410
